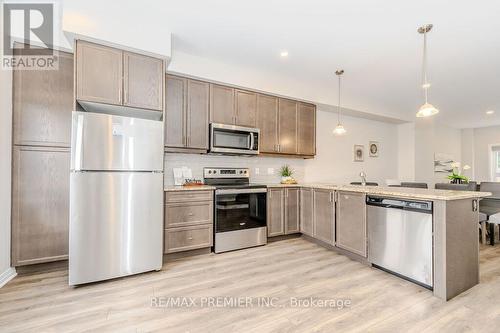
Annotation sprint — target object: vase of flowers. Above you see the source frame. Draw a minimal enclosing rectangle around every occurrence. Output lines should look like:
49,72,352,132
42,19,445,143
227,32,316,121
447,162,471,184
279,165,297,184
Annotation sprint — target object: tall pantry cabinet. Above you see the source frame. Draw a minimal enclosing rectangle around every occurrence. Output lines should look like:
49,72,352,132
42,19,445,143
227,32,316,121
11,47,73,266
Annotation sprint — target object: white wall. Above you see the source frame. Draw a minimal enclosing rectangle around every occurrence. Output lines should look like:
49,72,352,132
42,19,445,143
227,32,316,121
304,110,399,185
397,122,416,181
0,66,14,286
412,118,462,187
462,125,500,182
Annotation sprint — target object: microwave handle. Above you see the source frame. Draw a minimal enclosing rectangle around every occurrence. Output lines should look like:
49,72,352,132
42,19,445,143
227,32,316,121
250,132,255,150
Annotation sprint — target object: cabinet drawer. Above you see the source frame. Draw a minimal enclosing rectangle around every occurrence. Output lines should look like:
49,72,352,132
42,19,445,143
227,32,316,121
165,201,213,228
165,190,213,203
164,225,213,253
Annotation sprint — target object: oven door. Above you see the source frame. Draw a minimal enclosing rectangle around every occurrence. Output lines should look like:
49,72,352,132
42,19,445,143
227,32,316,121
210,123,259,155
215,188,267,233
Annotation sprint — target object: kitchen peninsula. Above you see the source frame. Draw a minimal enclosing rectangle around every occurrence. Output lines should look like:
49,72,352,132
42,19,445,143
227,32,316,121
268,184,491,300
265,184,490,301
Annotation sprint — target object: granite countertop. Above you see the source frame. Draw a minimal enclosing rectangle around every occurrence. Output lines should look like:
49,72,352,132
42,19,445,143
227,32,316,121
266,183,491,201
164,185,216,192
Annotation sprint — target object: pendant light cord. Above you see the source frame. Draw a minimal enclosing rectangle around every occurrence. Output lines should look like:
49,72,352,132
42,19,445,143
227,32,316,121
422,30,428,104
338,74,342,124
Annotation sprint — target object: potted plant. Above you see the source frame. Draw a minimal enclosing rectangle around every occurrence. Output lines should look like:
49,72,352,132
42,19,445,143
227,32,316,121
447,162,471,184
279,165,297,184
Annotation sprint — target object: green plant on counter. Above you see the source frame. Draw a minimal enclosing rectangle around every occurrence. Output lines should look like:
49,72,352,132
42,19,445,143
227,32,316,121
447,162,470,184
279,165,294,177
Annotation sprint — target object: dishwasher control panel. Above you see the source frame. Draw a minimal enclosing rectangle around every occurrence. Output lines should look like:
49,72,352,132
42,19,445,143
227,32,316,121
366,196,432,213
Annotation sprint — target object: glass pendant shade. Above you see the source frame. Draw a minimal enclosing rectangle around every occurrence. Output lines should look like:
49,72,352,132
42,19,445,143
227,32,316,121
416,103,439,118
333,123,347,135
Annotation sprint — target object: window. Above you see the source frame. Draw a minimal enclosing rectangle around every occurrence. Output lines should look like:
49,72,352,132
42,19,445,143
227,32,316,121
491,145,500,181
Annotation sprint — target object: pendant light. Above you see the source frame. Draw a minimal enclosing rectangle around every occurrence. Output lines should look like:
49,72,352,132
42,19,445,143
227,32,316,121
416,24,439,118
333,69,347,135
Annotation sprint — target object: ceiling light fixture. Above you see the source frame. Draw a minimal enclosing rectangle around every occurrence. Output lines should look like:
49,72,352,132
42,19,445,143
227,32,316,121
486,110,495,115
416,24,439,118
333,69,347,135
280,51,288,57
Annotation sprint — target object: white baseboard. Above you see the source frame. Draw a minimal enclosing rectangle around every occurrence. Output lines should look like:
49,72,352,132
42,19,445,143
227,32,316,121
0,267,17,288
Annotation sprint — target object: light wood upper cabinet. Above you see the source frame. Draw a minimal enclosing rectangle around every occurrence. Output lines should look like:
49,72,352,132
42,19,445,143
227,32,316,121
235,90,257,127
186,79,210,149
11,146,70,266
13,49,73,147
123,52,163,111
210,84,235,124
76,41,123,105
257,94,279,153
298,103,316,156
76,40,165,112
300,188,314,236
165,75,209,151
267,188,285,237
165,75,186,147
278,98,298,154
313,189,335,245
336,191,367,257
285,188,300,234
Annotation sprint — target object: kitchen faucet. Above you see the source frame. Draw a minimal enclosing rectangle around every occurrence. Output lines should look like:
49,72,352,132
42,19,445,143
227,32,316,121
359,171,367,186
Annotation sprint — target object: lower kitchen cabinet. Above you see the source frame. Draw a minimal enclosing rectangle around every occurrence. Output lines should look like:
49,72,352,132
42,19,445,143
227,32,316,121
164,225,213,254
285,188,300,234
164,190,213,253
267,188,285,236
267,187,300,237
300,188,314,236
313,189,335,245
11,146,70,266
336,191,367,257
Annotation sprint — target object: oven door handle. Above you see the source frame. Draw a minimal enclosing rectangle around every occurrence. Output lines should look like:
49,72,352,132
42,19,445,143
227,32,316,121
216,188,267,195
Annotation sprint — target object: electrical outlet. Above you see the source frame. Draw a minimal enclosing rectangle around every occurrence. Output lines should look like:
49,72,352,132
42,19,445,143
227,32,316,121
255,168,260,175
267,168,274,175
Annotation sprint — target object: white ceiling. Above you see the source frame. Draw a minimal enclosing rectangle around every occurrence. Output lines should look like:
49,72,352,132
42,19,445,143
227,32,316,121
63,0,500,128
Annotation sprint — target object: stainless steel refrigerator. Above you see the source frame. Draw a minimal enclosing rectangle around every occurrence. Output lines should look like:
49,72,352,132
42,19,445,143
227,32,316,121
69,111,164,285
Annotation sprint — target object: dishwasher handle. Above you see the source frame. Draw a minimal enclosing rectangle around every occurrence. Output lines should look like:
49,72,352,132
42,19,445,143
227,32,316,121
366,196,433,214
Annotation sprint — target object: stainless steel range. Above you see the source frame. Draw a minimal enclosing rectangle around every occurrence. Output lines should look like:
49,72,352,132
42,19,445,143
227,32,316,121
204,168,267,253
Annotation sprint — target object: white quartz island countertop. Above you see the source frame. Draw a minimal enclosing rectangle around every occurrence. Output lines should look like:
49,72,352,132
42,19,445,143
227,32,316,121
266,184,491,201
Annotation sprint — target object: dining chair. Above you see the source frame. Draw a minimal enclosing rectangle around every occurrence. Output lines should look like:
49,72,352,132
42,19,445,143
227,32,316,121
434,181,477,191
479,182,500,245
400,182,428,189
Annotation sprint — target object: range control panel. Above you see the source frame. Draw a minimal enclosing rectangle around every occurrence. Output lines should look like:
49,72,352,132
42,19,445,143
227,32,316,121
204,168,250,179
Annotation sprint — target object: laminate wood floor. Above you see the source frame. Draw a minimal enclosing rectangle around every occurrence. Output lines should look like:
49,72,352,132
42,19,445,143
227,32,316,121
1,237,500,333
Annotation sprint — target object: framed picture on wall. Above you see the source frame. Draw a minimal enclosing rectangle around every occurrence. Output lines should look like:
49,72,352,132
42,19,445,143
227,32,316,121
369,141,379,157
354,145,364,162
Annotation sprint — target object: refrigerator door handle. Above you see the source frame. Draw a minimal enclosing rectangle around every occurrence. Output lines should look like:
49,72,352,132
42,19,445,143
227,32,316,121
73,113,84,171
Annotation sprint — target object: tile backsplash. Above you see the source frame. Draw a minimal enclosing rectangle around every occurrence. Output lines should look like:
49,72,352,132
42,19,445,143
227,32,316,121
164,153,306,185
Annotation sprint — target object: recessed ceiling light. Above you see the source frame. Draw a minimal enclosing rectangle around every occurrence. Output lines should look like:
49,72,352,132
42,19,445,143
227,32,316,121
486,110,495,115
280,51,288,57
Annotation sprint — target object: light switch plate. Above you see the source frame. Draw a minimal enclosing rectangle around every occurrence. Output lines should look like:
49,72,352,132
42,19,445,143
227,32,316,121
255,168,260,175
267,168,274,175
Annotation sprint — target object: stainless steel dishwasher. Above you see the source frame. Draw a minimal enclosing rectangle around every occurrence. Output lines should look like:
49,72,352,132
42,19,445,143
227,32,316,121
366,196,433,289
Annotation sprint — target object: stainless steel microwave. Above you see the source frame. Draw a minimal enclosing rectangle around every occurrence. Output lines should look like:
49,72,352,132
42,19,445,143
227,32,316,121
209,123,259,155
